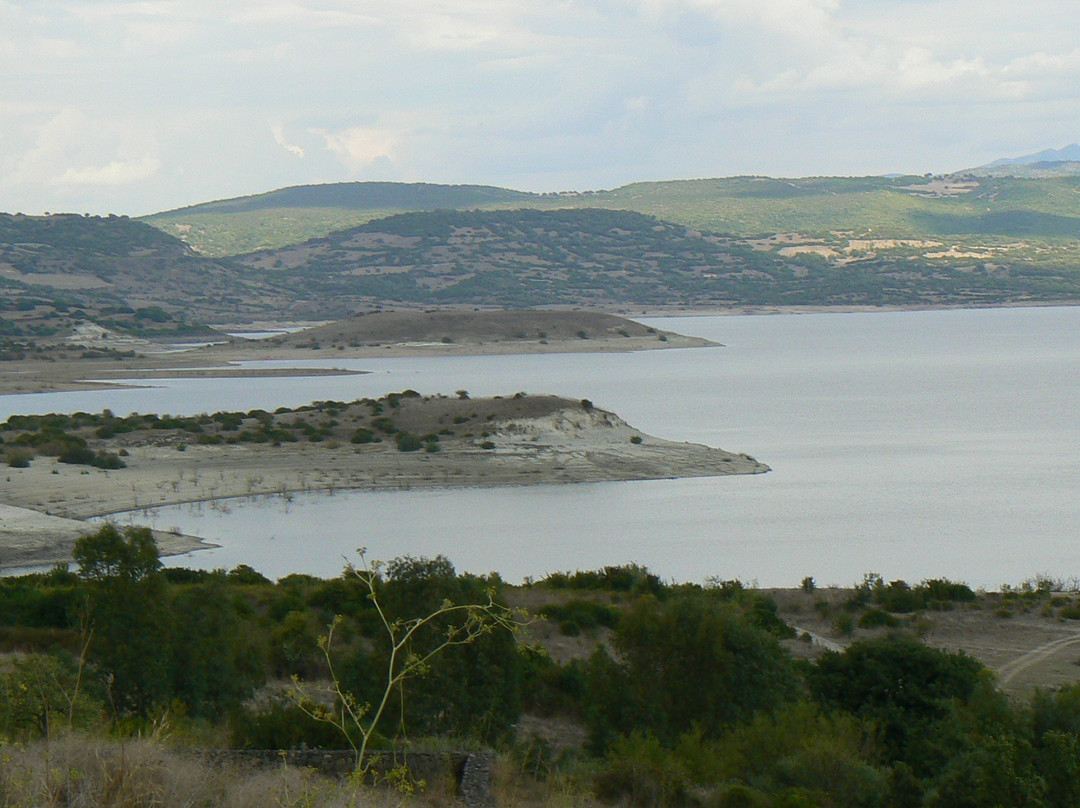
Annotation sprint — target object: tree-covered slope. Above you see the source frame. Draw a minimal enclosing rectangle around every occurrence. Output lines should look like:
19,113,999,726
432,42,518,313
238,207,1080,310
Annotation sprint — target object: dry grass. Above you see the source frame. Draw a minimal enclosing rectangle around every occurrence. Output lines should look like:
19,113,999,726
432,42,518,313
0,734,458,808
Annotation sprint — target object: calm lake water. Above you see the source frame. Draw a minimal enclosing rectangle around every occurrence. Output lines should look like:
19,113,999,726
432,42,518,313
5,306,1080,588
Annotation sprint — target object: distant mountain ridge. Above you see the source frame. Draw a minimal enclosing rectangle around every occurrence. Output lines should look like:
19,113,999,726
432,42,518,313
984,144,1080,167
145,174,1080,258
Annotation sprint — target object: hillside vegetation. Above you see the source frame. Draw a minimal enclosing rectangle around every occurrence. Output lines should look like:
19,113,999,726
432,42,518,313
146,175,1080,255
144,181,540,256
238,206,1080,310
268,309,679,348
7,197,1080,346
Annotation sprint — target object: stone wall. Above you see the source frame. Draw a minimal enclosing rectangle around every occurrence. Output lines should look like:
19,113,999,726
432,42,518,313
193,749,495,808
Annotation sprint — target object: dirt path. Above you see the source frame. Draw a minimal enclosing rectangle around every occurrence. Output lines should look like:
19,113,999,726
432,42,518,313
998,631,1080,688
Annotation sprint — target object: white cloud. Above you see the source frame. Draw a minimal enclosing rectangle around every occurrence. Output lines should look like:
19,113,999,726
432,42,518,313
7,108,160,190
54,157,161,186
271,124,306,159
311,126,397,173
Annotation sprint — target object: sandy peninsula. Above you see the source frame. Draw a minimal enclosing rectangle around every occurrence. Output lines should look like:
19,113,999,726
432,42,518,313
0,310,713,396
0,394,767,570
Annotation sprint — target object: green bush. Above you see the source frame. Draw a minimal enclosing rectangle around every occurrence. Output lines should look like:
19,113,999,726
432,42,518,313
541,598,620,631
230,692,359,750
0,653,104,740
5,448,32,467
808,637,984,772
586,592,798,750
395,431,423,452
350,427,374,444
857,607,901,629
594,731,690,808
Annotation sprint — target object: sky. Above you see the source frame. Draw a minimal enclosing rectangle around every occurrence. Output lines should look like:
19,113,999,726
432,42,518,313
3,0,1080,216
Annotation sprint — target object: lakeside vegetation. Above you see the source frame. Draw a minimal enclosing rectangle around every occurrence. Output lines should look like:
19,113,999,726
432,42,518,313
5,526,1080,806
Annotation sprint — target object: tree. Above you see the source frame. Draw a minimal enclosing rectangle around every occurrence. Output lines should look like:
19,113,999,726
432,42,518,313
74,524,170,716
0,654,103,741
169,580,261,717
809,637,985,773
74,522,160,583
586,591,798,750
293,551,521,767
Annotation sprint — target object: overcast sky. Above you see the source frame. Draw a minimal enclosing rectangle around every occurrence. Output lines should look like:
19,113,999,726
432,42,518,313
3,0,1079,215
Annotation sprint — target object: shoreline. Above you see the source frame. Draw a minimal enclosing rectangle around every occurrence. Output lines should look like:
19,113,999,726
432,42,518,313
2,301,1074,397
618,299,1080,318
0,332,713,397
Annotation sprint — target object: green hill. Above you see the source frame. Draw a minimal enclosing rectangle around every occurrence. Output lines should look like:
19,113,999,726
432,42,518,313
144,182,539,256
144,175,1080,258
236,207,1080,311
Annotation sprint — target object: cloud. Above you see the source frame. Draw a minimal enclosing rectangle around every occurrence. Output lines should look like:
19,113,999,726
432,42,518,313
5,0,1080,213
311,126,397,174
7,109,160,190
271,124,306,159
54,157,161,186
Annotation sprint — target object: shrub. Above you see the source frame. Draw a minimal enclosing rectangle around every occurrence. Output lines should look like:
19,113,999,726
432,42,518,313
594,732,690,807
541,598,621,631
395,431,423,452
5,448,32,467
57,445,95,465
808,637,984,770
92,450,126,469
834,612,855,635
350,427,374,444
858,607,901,629
586,592,798,749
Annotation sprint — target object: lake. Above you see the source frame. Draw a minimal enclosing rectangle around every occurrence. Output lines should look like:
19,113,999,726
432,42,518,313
5,306,1080,588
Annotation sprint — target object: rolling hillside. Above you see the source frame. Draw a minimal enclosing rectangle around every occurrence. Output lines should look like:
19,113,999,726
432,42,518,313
144,182,542,257
7,187,1080,346
0,213,291,338
237,207,1080,310
145,175,1080,258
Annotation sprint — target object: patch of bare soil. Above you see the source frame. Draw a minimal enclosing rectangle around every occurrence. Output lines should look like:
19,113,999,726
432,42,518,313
770,587,1080,696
